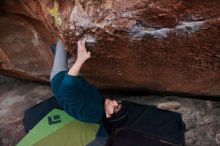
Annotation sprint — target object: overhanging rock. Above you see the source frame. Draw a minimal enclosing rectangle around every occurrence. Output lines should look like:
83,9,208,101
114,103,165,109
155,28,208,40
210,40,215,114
0,0,220,96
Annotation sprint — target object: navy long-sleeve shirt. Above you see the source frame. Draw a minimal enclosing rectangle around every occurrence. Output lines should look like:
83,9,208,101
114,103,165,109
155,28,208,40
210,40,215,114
51,71,104,123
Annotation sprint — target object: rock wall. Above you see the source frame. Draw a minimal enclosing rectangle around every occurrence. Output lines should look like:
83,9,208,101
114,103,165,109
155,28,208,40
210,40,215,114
0,14,54,81
0,0,220,96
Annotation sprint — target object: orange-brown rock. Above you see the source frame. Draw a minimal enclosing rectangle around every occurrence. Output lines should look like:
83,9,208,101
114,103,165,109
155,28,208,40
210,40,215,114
0,15,54,81
0,0,220,96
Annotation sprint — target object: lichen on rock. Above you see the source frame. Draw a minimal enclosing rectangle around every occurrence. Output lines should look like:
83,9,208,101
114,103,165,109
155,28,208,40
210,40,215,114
48,1,62,27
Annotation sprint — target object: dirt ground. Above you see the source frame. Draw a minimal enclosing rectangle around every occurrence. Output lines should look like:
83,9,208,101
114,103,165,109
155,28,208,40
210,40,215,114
0,75,220,146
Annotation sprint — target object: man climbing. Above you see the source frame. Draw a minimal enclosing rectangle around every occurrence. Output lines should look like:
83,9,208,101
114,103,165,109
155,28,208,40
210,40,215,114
50,38,124,122
50,38,124,123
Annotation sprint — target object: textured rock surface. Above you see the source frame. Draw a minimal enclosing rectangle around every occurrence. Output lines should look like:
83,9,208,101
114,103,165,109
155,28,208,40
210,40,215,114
1,0,220,95
0,14,54,82
0,78,219,146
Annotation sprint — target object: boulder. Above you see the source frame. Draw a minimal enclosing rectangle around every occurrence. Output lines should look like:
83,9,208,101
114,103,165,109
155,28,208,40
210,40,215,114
0,0,220,95
0,15,54,81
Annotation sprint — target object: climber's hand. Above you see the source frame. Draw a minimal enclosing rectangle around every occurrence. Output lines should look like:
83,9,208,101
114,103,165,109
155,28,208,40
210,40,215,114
76,38,91,64
68,38,90,76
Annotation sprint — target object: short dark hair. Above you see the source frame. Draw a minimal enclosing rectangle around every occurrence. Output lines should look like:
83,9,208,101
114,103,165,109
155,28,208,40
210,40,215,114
104,102,128,134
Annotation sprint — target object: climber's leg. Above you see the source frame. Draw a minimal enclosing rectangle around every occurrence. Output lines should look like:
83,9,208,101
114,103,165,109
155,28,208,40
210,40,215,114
50,39,68,81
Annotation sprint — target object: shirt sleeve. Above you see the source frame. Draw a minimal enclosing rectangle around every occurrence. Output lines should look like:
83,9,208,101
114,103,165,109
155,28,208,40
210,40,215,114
57,74,84,102
59,73,93,91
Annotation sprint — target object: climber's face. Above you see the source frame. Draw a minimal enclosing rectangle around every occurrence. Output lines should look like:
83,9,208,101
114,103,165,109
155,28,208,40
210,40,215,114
104,98,122,118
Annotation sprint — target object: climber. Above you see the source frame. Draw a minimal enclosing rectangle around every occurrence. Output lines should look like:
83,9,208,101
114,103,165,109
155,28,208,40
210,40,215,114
50,38,127,140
